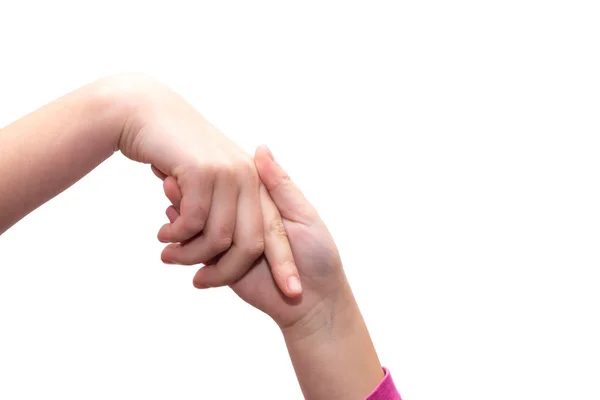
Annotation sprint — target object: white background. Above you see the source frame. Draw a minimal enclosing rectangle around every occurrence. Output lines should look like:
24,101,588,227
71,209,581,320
1,1,599,399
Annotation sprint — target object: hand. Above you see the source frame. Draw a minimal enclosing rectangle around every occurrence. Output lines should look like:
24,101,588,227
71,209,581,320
163,144,350,330
110,75,300,294
164,146,384,399
230,146,353,331
234,146,383,399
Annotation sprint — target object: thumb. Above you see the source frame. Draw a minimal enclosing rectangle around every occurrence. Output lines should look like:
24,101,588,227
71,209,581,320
254,145,318,224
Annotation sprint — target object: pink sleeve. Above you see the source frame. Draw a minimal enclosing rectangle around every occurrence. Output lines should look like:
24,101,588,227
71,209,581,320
365,368,402,400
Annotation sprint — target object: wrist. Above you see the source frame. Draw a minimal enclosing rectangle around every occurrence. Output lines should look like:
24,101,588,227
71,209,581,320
282,282,384,400
88,73,166,155
280,281,357,343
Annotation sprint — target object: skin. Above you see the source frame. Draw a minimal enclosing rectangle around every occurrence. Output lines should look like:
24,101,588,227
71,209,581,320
0,74,301,296
164,146,385,400
1,76,385,397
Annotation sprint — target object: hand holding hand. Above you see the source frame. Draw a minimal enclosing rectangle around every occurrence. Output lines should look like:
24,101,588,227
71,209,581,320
229,146,351,332
161,144,350,330
113,75,300,294
162,145,383,399
234,146,383,399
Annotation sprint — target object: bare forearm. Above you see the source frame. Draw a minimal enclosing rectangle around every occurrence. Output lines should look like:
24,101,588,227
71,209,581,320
0,77,132,234
283,283,384,400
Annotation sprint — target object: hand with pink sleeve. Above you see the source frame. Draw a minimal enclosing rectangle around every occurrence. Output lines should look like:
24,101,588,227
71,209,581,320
164,145,401,399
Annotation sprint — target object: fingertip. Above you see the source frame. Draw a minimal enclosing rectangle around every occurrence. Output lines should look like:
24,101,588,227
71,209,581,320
163,176,183,210
256,144,274,160
151,165,167,180
254,146,285,192
161,242,181,260
193,268,212,289
166,206,179,223
161,254,174,265
254,145,276,176
157,223,172,243
271,259,303,298
161,215,202,244
192,277,206,288
286,275,303,297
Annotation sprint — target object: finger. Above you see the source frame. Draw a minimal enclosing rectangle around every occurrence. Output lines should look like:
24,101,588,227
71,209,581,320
163,176,183,211
193,173,264,288
259,185,302,297
162,173,238,265
151,165,168,180
205,253,222,266
157,170,214,243
166,205,179,223
162,207,181,265
254,145,318,224
162,177,194,246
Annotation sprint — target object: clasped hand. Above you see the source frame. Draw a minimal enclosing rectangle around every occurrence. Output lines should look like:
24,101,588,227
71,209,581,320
116,76,349,331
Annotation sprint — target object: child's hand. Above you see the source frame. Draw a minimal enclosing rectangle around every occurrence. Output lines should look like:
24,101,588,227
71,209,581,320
163,145,351,333
163,146,385,400
230,146,351,333
111,75,298,292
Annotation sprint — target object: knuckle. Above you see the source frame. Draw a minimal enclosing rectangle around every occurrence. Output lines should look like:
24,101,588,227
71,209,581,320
240,156,255,171
215,161,237,180
269,219,288,238
212,157,258,185
269,172,291,192
252,237,266,256
184,209,207,233
241,237,265,259
239,158,259,180
186,162,214,181
248,167,260,184
201,162,218,176
279,257,297,272
210,226,234,252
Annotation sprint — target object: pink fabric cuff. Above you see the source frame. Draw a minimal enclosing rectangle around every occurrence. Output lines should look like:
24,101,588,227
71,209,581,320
365,368,401,400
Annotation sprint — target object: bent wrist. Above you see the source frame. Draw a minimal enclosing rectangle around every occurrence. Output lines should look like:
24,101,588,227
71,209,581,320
89,73,170,156
80,74,150,153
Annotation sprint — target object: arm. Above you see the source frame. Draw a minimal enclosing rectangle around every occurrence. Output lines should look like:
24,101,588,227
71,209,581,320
0,76,300,297
0,77,129,234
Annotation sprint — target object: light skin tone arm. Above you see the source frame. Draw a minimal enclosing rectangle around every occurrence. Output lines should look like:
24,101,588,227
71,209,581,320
0,77,128,233
163,146,384,399
0,75,300,297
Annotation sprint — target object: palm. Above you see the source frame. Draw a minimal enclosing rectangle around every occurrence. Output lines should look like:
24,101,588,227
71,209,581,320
230,219,345,328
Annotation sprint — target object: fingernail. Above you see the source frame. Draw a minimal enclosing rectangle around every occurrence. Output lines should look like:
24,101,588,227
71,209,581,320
287,275,302,294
